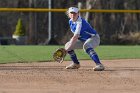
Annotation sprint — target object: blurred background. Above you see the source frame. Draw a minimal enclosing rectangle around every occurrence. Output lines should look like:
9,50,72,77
0,0,140,45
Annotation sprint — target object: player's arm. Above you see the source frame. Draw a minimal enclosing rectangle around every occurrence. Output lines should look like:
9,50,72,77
65,34,79,51
65,21,82,51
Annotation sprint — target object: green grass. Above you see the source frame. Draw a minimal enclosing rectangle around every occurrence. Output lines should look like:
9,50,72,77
0,45,140,64
96,45,140,60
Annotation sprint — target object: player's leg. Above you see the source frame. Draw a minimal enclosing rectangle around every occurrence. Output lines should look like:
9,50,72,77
83,34,105,71
65,40,84,69
67,50,79,64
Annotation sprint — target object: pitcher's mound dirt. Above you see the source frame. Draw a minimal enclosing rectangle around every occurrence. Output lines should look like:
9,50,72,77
0,59,140,93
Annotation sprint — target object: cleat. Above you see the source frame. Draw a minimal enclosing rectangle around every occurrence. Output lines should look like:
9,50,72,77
66,63,80,69
93,64,105,71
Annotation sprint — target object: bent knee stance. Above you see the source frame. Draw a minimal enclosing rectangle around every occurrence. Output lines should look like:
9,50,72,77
83,35,100,51
83,42,92,52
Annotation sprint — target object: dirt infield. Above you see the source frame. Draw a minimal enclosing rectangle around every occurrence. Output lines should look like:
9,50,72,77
0,59,139,93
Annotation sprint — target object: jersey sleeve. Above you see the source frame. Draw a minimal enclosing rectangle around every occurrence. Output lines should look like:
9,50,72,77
74,18,82,36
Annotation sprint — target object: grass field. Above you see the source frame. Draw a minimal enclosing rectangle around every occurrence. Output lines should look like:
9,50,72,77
0,45,140,64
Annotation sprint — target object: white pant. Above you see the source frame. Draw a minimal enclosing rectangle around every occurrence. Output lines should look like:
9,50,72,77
65,34,100,51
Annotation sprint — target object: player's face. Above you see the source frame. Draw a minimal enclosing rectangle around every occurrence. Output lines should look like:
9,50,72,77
68,12,79,22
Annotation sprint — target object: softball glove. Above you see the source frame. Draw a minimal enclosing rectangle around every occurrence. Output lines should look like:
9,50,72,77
53,48,66,63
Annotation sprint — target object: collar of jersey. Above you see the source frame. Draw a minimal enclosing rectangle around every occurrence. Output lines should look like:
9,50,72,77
70,16,81,23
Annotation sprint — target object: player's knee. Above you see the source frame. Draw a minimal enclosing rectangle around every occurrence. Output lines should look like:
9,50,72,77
83,43,90,52
83,44,96,55
86,48,96,55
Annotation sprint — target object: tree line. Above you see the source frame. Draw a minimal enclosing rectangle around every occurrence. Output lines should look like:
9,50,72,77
0,0,140,45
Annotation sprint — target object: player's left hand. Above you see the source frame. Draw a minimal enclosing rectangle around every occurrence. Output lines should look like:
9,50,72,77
53,48,67,63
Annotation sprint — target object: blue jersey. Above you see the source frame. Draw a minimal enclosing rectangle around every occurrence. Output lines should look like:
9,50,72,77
69,16,97,41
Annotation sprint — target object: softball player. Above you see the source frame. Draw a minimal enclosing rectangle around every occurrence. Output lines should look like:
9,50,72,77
65,7,104,71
